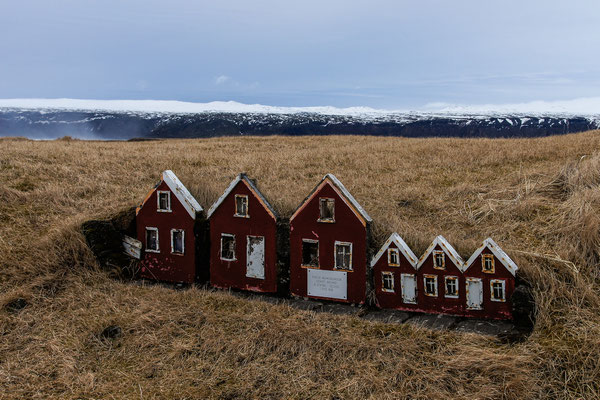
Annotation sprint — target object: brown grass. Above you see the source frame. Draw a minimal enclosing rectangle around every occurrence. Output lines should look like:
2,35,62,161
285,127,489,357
1,132,600,399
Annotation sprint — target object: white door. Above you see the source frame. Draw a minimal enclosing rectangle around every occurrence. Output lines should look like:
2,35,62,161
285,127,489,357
466,278,483,310
246,236,265,279
401,273,417,304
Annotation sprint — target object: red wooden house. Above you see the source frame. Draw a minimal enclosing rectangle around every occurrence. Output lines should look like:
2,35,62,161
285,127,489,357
136,170,203,283
207,173,281,293
289,174,372,304
463,238,518,320
371,232,421,311
415,236,465,316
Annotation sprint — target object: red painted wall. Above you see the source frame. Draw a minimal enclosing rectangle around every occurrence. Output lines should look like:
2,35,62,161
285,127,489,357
136,181,196,283
373,242,422,312
463,249,515,320
416,244,465,316
209,181,278,293
290,182,368,304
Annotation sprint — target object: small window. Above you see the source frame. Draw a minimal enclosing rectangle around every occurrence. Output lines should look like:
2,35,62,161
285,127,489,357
482,254,495,273
220,234,236,261
388,248,400,266
145,227,159,252
334,241,352,271
382,272,395,293
433,250,445,270
318,198,335,222
424,275,438,297
235,195,249,217
302,240,319,268
445,276,459,298
490,279,506,302
171,229,184,254
157,191,171,212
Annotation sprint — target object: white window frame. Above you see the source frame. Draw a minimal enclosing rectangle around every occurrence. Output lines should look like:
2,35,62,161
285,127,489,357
145,227,160,253
381,271,395,293
482,254,495,273
423,274,438,297
490,279,506,302
234,194,249,218
433,250,445,270
220,233,236,261
318,197,335,223
170,229,185,255
334,241,353,271
157,191,172,212
444,275,459,298
388,248,400,267
301,239,319,268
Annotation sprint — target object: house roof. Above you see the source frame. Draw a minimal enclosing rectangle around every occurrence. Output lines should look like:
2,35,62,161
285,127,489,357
370,232,418,268
206,173,278,220
464,238,519,276
416,235,465,271
290,173,372,225
136,170,203,220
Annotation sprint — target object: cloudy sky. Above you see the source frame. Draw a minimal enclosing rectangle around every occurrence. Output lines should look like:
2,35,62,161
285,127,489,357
1,0,599,108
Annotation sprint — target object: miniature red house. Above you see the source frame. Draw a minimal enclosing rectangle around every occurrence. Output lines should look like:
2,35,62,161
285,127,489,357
289,174,372,304
463,238,518,320
371,233,421,311
136,170,203,283
207,173,280,293
415,236,465,316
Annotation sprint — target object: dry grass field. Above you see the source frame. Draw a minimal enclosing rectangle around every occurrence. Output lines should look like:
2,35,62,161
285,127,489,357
1,131,600,399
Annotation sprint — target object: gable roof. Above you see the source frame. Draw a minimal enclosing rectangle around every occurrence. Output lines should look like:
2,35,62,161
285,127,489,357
290,173,372,225
464,238,519,277
370,232,418,268
136,170,203,220
416,235,465,271
206,173,278,220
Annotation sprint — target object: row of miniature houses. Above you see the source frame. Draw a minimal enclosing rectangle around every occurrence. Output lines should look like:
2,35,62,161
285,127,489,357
134,170,518,320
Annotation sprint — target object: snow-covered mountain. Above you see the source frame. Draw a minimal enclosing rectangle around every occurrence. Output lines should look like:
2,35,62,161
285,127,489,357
0,98,599,140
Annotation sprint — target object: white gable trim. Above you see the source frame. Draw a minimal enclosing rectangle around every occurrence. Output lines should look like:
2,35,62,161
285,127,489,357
162,170,203,220
464,238,518,277
416,235,465,271
206,173,278,220
370,232,418,268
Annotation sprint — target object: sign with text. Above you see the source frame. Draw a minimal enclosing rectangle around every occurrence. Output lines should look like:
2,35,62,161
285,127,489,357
307,269,347,300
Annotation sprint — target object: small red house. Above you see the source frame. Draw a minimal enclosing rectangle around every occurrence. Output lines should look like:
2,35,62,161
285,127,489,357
372,233,421,311
463,238,518,320
207,173,280,293
415,236,465,316
136,170,203,283
289,174,372,304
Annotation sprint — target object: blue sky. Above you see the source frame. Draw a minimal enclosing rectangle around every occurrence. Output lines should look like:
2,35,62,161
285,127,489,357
1,0,599,108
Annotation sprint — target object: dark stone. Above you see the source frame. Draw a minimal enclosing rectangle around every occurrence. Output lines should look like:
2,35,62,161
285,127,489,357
100,325,122,340
454,319,519,337
406,313,458,330
362,309,411,324
321,303,361,316
5,298,28,313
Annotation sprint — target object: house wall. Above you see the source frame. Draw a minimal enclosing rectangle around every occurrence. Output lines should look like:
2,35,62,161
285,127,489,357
463,249,515,319
209,181,278,293
373,242,422,312
416,244,465,316
136,180,196,283
290,182,368,304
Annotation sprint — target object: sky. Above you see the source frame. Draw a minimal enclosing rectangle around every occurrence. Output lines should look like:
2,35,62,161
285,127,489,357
1,0,599,109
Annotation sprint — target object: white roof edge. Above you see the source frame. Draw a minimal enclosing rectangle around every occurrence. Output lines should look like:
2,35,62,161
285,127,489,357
416,235,465,270
370,232,418,268
324,174,372,223
464,238,518,276
207,175,242,219
162,170,203,220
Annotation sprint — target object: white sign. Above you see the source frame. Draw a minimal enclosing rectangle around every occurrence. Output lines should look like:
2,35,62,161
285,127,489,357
307,269,347,300
122,235,142,259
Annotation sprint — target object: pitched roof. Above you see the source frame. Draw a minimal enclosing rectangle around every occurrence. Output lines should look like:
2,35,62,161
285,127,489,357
290,173,372,225
206,173,278,220
464,238,519,276
370,232,419,268
416,235,465,271
136,170,203,220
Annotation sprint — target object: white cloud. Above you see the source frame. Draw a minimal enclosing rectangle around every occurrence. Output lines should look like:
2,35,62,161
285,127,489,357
215,75,230,85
